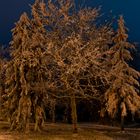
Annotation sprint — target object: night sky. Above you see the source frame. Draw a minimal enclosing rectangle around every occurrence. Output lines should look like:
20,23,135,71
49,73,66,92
0,0,140,68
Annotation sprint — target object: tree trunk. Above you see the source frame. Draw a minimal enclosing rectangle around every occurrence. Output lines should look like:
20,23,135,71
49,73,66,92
121,116,124,131
63,103,69,123
70,94,78,133
50,99,56,123
34,106,44,132
132,113,135,123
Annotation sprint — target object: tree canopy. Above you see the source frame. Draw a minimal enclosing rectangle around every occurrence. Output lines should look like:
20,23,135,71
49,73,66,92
0,0,140,133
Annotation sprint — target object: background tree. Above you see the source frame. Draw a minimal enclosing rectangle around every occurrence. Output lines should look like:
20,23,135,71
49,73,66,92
0,46,6,120
104,16,140,130
0,44,9,120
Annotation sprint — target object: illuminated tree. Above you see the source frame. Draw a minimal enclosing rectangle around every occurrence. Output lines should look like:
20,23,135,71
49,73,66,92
37,0,113,132
3,13,32,132
104,16,140,130
0,50,6,119
3,11,48,132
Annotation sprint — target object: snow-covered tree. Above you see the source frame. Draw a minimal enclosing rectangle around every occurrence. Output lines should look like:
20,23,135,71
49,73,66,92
0,45,9,120
104,16,140,130
2,11,48,132
0,53,6,119
3,13,33,132
37,0,113,132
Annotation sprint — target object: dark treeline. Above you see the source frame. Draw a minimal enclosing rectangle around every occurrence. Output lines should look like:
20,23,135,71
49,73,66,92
0,0,140,133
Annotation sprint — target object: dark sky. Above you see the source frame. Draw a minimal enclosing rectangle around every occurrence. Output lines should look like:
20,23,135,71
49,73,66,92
0,0,140,45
